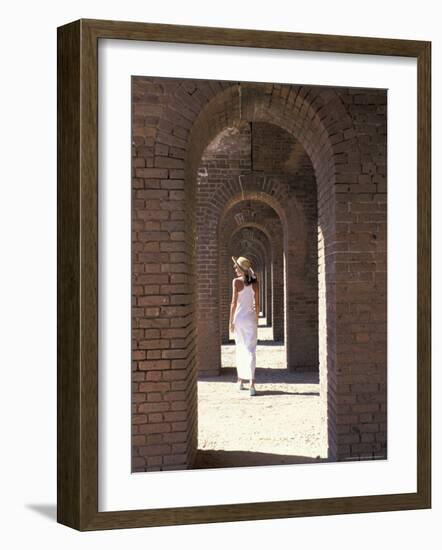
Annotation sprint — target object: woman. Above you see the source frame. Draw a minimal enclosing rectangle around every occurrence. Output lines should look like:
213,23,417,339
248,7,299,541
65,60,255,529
229,256,259,396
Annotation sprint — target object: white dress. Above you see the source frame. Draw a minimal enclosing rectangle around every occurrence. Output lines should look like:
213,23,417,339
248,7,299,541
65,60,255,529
233,282,258,380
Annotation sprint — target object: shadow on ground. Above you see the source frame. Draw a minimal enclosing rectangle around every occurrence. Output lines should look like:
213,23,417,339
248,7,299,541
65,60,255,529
193,449,329,469
25,504,57,521
199,366,319,385
225,339,284,346
255,389,319,396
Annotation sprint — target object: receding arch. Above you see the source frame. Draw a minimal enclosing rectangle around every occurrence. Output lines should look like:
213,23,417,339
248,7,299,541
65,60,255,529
131,76,389,472
192,85,331,457
227,225,274,333
188,82,356,197
197,183,295,372
221,213,284,340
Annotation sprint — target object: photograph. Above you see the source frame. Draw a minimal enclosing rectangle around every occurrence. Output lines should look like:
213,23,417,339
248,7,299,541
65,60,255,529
0,0,436,540
131,76,388,472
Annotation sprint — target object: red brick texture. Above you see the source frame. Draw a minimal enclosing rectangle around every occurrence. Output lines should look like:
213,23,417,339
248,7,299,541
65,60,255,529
132,77,387,470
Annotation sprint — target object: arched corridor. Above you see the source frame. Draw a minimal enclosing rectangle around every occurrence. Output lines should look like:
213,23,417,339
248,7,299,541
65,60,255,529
194,119,321,467
131,77,388,472
196,121,319,376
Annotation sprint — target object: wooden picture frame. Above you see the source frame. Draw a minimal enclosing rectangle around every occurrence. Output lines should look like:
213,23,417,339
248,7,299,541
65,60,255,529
57,18,431,530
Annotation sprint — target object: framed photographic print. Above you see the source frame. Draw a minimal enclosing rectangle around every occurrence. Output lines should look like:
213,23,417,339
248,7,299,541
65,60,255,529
57,18,431,530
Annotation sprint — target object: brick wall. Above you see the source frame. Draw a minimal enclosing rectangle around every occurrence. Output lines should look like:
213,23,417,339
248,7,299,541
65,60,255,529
332,89,387,459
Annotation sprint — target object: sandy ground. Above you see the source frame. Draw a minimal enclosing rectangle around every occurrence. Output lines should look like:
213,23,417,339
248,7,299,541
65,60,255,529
195,318,328,469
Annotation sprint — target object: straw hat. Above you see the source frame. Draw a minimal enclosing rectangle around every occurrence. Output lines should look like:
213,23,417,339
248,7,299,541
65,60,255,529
232,256,255,278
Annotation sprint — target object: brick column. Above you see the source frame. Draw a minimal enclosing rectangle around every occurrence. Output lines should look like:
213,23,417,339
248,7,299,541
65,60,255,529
131,178,198,471
258,268,262,317
265,261,272,326
272,249,284,341
284,189,318,370
326,89,388,461
220,240,231,344
131,77,198,472
196,226,222,375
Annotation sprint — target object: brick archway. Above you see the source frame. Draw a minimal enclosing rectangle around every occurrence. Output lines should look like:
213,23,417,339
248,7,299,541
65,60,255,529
219,203,285,348
197,177,312,372
226,225,271,330
132,77,387,470
190,85,354,463
226,224,276,334
225,216,284,338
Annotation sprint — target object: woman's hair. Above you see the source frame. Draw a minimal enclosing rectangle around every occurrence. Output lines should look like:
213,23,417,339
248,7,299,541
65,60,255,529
242,270,257,286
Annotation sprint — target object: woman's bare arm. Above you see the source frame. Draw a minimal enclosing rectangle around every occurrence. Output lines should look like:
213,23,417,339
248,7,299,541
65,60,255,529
229,279,239,331
253,281,259,321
